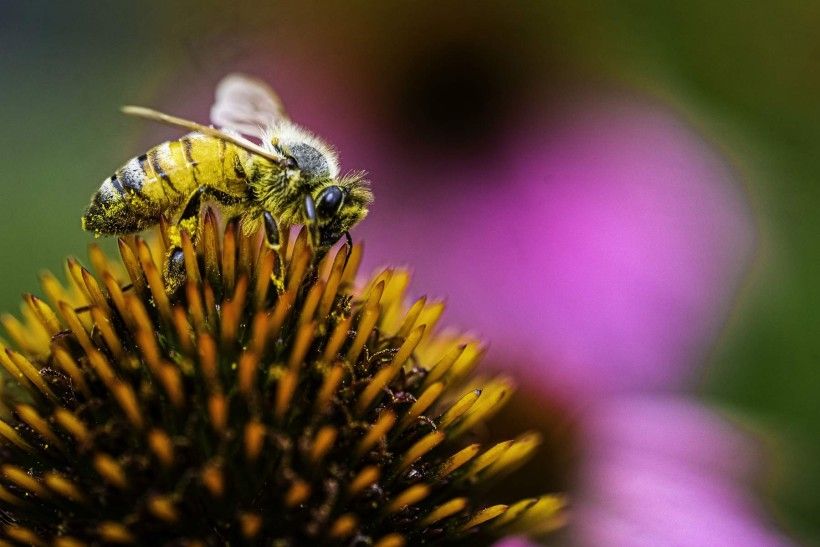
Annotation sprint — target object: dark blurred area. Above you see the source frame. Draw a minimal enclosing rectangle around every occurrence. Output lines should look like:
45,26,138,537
1,1,820,542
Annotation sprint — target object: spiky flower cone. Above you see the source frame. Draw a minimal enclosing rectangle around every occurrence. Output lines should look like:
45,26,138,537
0,211,564,546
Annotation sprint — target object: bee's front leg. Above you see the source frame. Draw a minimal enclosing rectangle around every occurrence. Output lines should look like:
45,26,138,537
303,194,320,249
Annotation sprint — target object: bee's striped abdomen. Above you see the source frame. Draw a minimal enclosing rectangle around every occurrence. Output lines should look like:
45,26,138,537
83,133,252,235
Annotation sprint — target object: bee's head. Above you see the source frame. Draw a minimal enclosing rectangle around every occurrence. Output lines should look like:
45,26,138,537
314,175,373,247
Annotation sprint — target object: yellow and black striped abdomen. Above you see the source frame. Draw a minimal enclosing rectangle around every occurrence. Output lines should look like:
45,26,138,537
82,133,251,235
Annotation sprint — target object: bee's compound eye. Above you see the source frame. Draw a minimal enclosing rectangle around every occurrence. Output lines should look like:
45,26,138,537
316,186,345,219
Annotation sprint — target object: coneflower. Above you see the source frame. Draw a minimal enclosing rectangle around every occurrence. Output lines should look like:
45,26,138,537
0,210,563,546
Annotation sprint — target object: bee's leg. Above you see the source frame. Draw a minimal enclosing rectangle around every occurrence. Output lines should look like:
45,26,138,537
262,211,285,294
262,211,282,251
164,186,244,292
162,188,205,293
303,194,320,249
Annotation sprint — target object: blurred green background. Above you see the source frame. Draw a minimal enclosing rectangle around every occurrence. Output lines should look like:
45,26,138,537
1,1,819,542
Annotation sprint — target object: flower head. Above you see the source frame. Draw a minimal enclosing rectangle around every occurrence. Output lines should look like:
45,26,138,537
0,212,563,545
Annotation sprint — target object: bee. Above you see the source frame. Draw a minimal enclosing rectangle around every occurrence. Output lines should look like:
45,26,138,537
82,74,372,290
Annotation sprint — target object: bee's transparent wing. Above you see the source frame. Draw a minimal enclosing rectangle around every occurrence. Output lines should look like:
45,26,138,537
210,73,289,140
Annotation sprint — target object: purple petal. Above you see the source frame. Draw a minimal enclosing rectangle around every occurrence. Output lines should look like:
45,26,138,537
572,395,790,546
354,100,754,400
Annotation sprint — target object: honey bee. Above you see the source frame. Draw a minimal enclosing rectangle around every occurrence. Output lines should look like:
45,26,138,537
82,74,372,289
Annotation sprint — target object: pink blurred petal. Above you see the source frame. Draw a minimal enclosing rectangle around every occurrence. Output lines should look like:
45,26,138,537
573,396,790,546
353,100,755,402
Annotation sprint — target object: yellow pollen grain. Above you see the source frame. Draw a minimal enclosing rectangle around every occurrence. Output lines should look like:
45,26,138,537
398,431,445,473
420,497,468,526
386,484,430,514
355,411,396,457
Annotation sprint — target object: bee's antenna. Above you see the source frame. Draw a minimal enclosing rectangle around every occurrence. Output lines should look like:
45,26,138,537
121,105,285,165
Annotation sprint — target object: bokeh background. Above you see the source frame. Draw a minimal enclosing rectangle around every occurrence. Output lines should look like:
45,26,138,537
1,1,819,543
